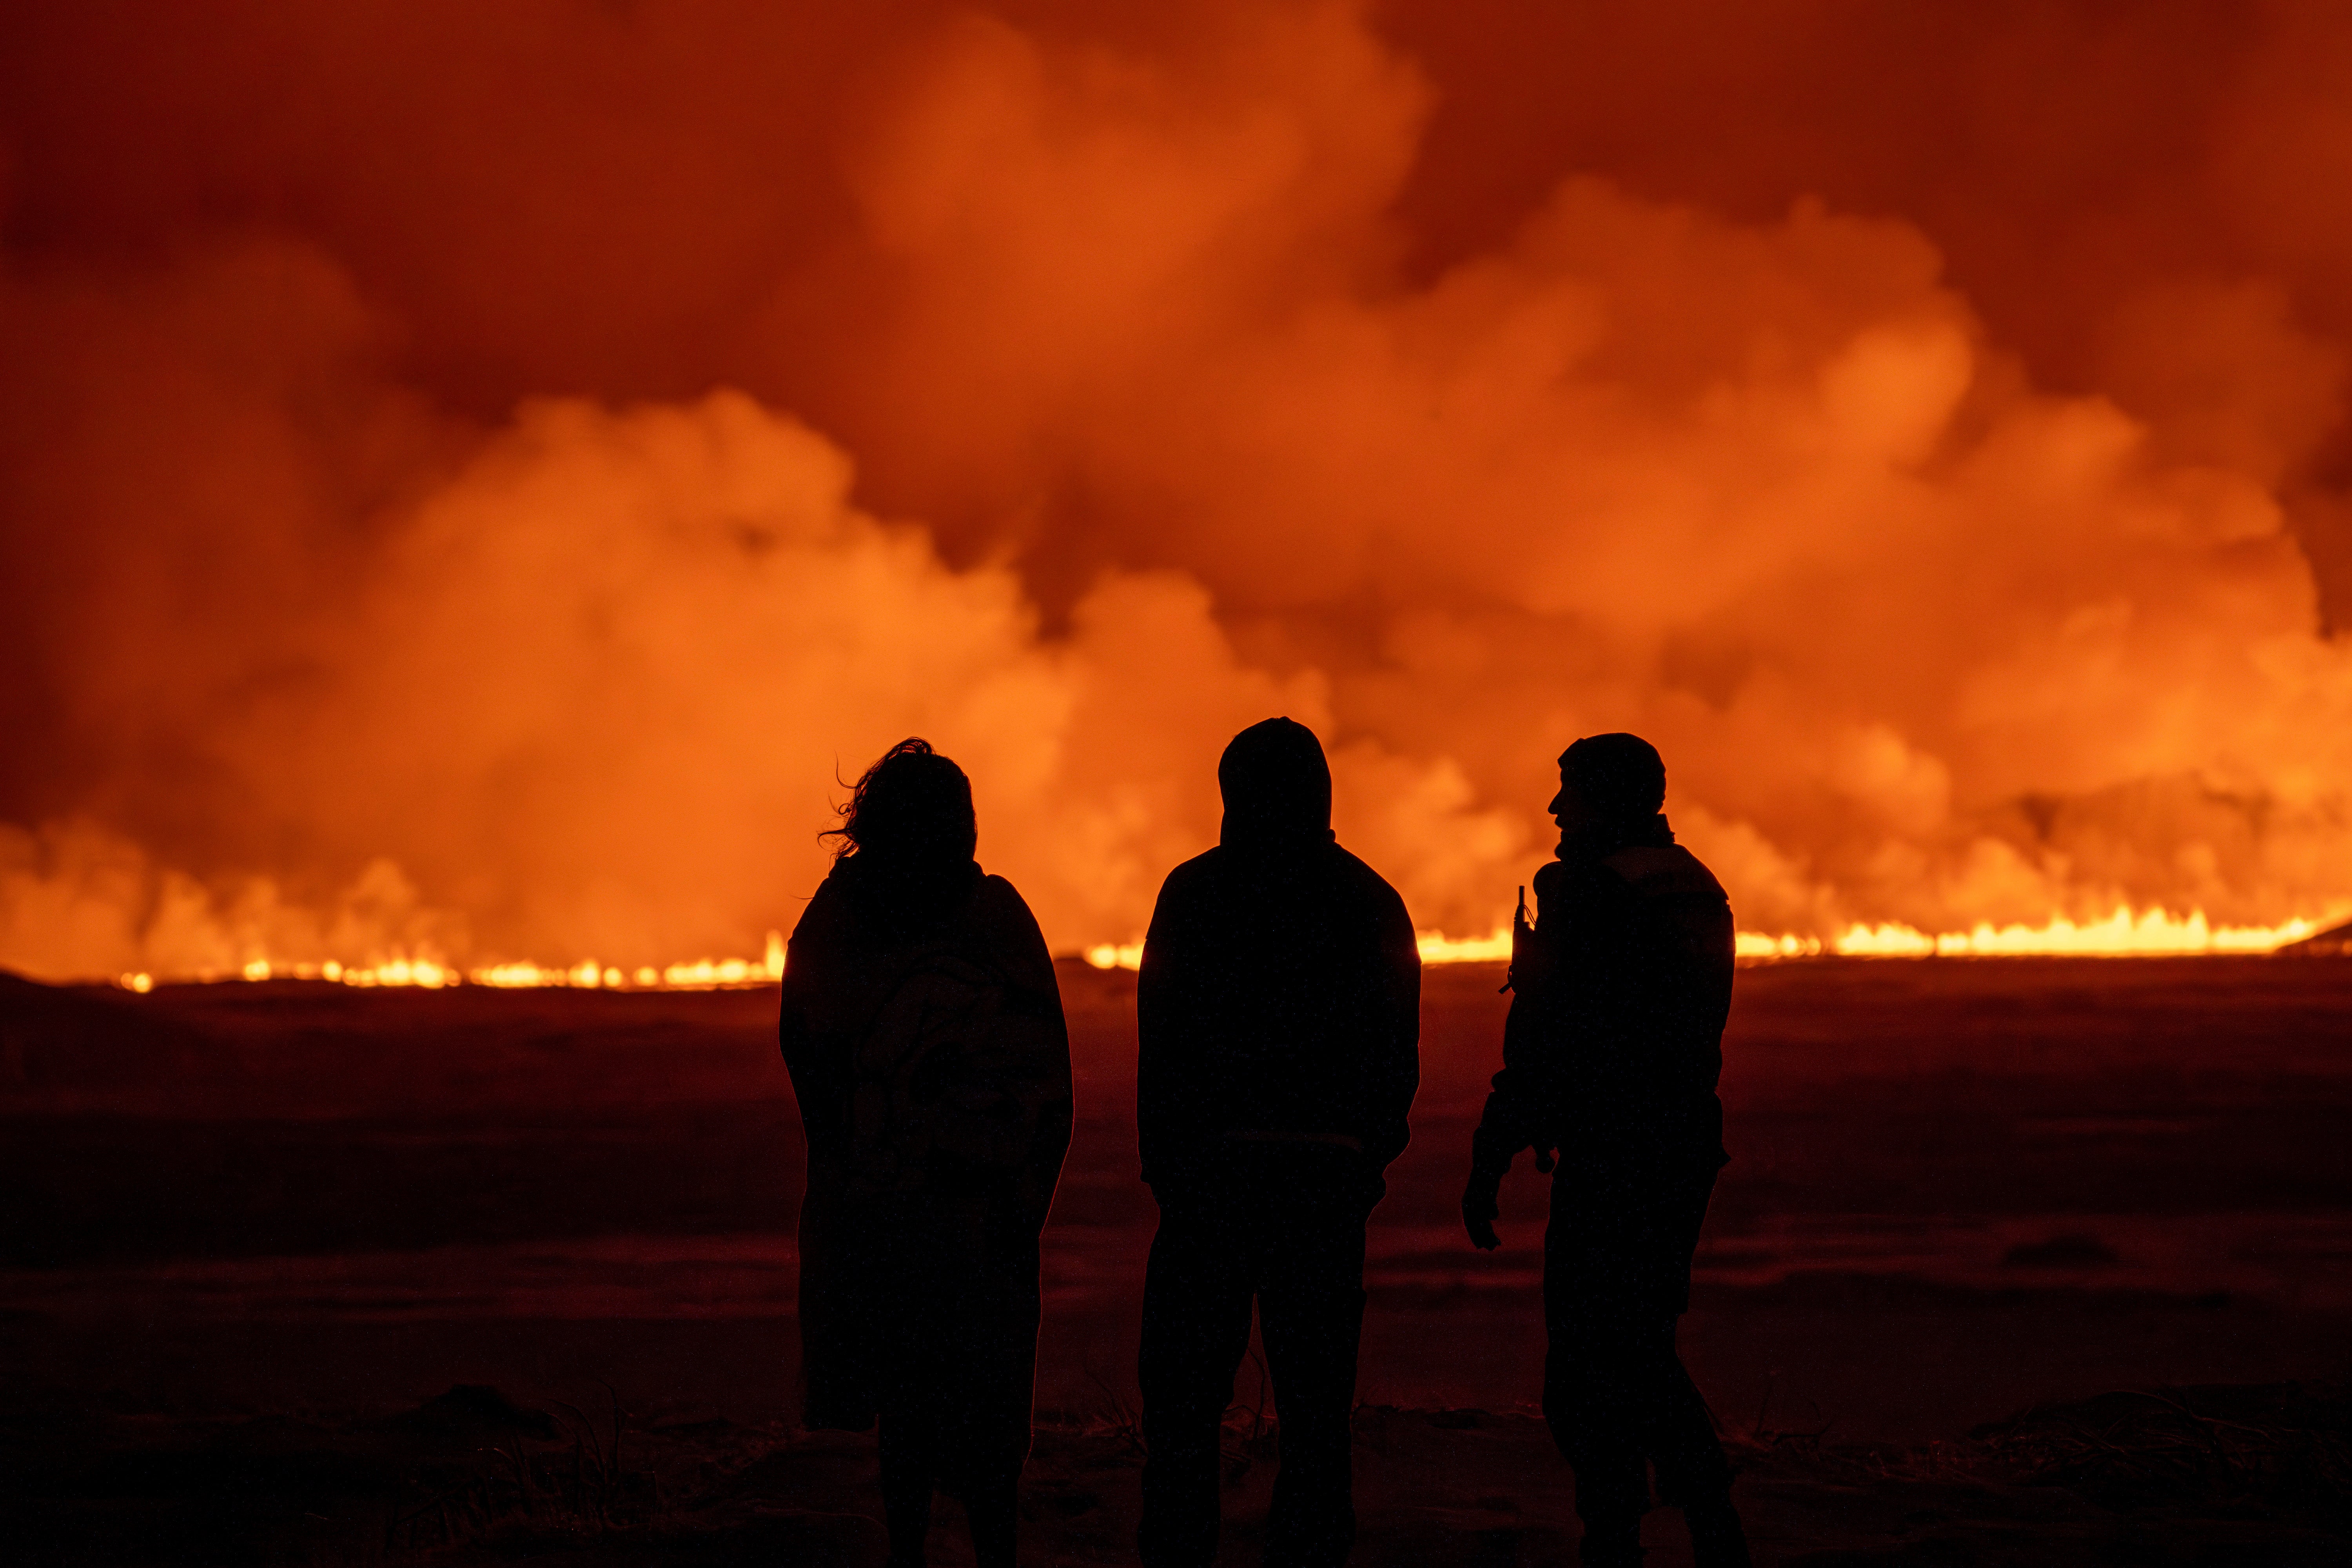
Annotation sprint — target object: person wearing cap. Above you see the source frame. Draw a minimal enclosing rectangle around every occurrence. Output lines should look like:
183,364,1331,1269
1461,733,1750,1567
1134,717,1421,1568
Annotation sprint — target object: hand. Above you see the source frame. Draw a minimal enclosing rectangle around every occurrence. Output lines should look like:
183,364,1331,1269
1461,1171,1502,1251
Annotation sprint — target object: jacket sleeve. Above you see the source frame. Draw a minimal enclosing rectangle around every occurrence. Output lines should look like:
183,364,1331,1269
1471,1001,1552,1174
1363,882,1422,1172
982,879,1075,1228
777,881,851,1164
1471,862,1574,1175
1135,865,1206,1190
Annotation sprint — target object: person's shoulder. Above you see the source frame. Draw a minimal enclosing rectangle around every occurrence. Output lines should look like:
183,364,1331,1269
970,871,1047,932
1535,853,1636,917
789,868,852,941
1140,852,1232,965
1327,842,1407,907
1602,843,1727,906
1533,855,1608,898
1155,846,1226,899
1323,845,1417,944
974,869,1026,907
780,873,861,996
965,872,1061,984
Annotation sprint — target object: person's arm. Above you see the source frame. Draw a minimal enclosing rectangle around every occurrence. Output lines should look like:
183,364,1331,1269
777,887,844,1158
1135,864,1205,1193
1461,991,1546,1250
1134,880,1177,1189
988,880,1074,1230
1472,996,1554,1175
1464,862,1574,1247
778,973,806,1065
1362,881,1422,1173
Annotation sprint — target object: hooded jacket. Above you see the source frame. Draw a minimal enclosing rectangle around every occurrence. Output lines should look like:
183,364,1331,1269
1473,813,1733,1180
1135,718,1421,1192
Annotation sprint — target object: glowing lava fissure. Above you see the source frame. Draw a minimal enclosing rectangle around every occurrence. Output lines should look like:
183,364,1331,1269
1079,904,2347,973
113,933,793,995
91,901,2352,993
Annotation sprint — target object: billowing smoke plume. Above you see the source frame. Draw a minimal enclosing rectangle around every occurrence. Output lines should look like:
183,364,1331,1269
4,1,2352,976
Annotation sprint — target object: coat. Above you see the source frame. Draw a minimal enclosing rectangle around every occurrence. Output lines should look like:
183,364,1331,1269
1137,837,1420,1198
778,858,1073,1458
1473,815,1733,1314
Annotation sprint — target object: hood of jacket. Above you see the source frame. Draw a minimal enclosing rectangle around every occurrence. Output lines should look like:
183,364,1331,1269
1217,716,1334,853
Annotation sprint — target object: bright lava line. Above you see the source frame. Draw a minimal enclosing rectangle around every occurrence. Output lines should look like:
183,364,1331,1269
108,904,2348,993
117,930,793,992
1820,906,2335,958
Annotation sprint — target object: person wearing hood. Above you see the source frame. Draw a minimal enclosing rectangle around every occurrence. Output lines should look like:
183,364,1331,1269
1134,717,1421,1568
1461,733,1750,1567
778,739,1073,1568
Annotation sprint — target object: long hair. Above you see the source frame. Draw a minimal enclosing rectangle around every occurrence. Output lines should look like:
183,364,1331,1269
822,738,978,867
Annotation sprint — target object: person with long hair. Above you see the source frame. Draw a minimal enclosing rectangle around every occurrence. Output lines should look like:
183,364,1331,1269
778,739,1073,1568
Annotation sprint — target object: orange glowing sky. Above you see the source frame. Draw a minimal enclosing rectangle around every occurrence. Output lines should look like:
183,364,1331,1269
4,1,2352,976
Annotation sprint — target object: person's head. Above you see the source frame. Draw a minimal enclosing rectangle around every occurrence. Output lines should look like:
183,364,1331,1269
1217,717,1333,848
825,738,977,866
1550,732,1666,845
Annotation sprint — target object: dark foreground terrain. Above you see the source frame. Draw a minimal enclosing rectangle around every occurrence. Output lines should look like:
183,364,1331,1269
7,1379,2350,1566
4,956,2351,1563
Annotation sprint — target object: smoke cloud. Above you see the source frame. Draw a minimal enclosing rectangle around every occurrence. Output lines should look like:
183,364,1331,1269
4,1,2352,975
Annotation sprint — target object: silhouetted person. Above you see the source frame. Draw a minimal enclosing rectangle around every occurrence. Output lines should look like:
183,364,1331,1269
1136,717,1420,1568
778,739,1073,1568
1461,733,1750,1567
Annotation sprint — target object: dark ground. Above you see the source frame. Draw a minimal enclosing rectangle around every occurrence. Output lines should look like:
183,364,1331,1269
3,956,2350,1563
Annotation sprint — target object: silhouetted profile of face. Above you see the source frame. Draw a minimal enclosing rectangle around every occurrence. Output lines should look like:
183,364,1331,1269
1550,733,1667,851
1217,717,1334,849
838,739,978,866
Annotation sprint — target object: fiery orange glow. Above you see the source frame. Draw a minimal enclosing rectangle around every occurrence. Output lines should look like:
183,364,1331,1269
109,931,793,992
1756,907,2348,960
1084,942,1149,972
6,5,2352,983
1069,907,2351,974
1088,929,1539,974
97,900,2348,992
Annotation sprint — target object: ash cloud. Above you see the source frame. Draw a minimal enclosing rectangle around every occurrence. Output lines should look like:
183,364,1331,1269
3,1,2351,975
